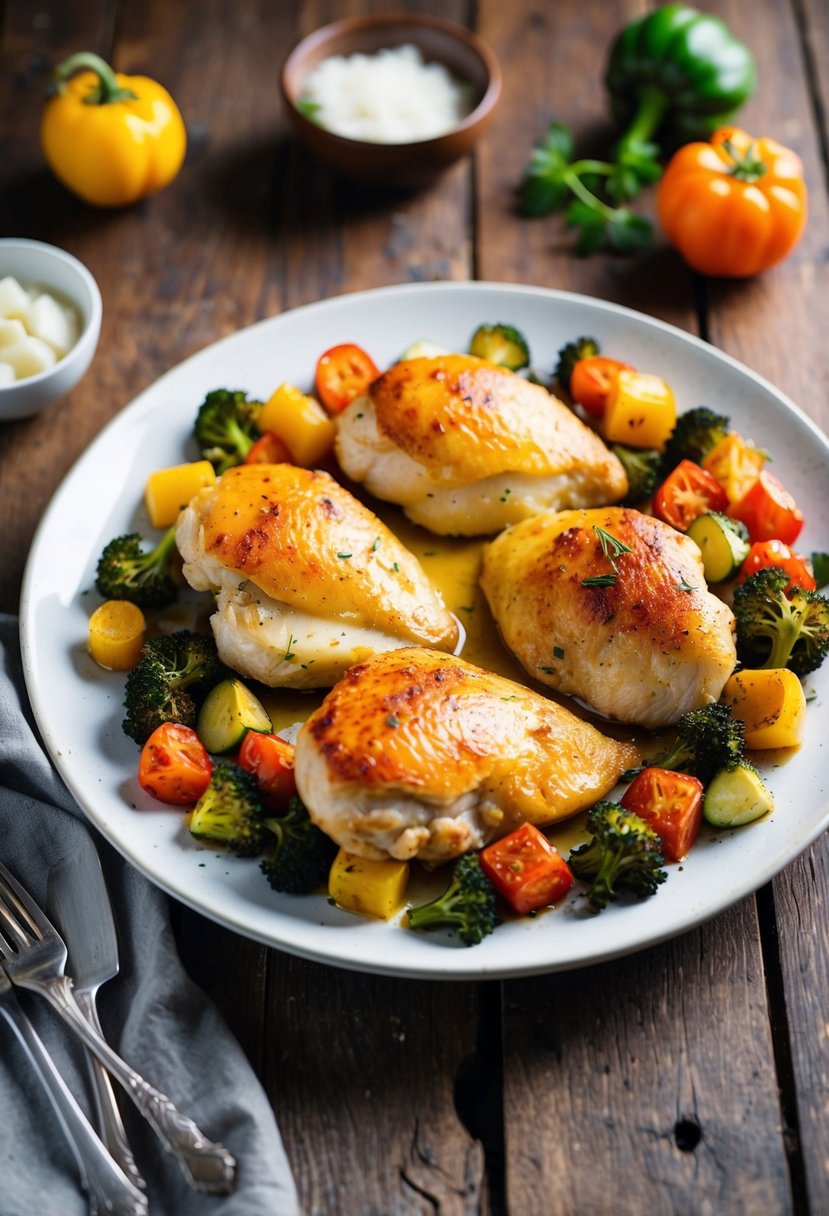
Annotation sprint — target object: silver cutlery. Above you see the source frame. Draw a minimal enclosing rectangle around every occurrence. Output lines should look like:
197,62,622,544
0,964,148,1215
48,842,146,1193
0,857,236,1195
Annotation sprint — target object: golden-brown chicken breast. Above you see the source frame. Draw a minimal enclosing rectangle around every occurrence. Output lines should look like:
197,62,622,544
480,507,737,730
294,647,639,863
176,464,459,688
335,354,628,536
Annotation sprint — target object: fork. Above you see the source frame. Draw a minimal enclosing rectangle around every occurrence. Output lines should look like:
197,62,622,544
0,858,236,1195
0,965,148,1215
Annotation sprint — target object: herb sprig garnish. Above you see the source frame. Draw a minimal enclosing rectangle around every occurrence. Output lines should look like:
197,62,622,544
582,525,633,589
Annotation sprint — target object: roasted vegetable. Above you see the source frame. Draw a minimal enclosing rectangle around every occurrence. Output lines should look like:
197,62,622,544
468,323,530,371
554,336,600,392
569,802,667,910
188,761,266,856
733,567,829,676
88,600,145,671
95,524,179,610
660,406,730,476
122,630,225,744
408,853,499,947
703,762,774,828
260,795,338,895
194,388,263,474
721,668,807,750
611,444,662,504
623,703,745,786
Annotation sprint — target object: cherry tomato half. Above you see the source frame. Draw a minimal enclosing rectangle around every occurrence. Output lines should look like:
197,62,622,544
569,356,632,418
729,470,805,546
620,767,704,862
245,432,292,465
480,823,573,915
138,723,213,806
315,343,380,415
737,540,816,593
238,731,297,811
652,459,729,532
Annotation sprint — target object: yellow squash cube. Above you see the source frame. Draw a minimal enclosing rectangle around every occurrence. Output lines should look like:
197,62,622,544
328,848,409,920
88,600,146,671
145,460,216,528
721,668,807,749
257,383,336,467
602,370,677,449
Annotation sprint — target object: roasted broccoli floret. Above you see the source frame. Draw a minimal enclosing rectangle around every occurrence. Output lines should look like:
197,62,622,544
554,336,600,392
733,567,829,676
469,323,531,371
95,524,179,609
624,703,745,787
194,388,263,474
260,795,338,895
568,802,667,911
123,630,225,744
660,406,730,475
611,444,662,503
189,761,266,857
408,853,499,947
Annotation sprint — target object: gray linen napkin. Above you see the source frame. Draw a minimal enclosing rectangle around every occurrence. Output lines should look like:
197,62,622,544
0,614,299,1216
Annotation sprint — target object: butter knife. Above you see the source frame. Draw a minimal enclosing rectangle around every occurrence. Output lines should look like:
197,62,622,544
48,838,147,1194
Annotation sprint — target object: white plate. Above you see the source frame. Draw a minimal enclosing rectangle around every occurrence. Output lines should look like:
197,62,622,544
20,282,829,980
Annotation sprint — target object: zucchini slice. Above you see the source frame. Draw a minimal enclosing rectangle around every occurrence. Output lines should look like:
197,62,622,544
468,323,530,371
686,511,750,583
196,678,272,754
703,763,774,828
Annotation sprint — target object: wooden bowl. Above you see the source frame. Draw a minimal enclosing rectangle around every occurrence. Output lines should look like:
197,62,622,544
281,14,501,188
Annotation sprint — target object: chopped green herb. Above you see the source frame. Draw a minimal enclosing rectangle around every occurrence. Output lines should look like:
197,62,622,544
386,715,400,728
337,552,352,560
501,695,518,701
372,537,380,552
553,645,565,660
393,561,400,573
594,524,633,566
582,573,618,588
283,635,296,662
538,665,556,674
678,580,697,592
805,687,818,703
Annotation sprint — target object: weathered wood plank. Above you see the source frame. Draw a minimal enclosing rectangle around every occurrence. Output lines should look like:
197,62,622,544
476,2,793,1212
704,1,829,1210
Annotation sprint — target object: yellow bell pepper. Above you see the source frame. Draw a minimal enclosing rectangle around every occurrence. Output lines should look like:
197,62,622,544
721,668,807,749
602,370,677,449
257,383,337,467
145,460,216,528
702,432,765,505
41,52,186,207
328,848,409,920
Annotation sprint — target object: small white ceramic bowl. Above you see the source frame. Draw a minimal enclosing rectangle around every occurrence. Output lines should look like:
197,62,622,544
0,238,102,421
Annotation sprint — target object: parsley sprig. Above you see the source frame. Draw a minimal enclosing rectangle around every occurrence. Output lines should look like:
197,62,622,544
521,122,657,256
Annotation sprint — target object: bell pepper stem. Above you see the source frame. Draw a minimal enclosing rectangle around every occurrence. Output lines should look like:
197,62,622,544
49,51,137,105
616,84,669,156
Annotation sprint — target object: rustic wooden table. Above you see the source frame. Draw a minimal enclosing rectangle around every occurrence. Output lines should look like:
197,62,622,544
2,2,828,1213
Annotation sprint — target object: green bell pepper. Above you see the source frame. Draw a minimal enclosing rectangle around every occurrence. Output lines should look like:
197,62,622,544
605,4,757,162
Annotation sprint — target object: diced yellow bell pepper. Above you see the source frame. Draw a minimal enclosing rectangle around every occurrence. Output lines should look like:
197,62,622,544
145,460,216,528
88,600,145,670
721,668,806,749
328,848,409,920
602,370,677,449
257,383,336,467
702,432,765,505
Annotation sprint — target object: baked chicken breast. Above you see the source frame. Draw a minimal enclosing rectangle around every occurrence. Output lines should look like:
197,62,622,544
294,647,639,863
176,463,459,688
335,354,628,536
480,507,737,730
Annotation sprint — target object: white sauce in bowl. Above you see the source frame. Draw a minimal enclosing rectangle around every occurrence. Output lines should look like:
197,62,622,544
299,44,475,144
